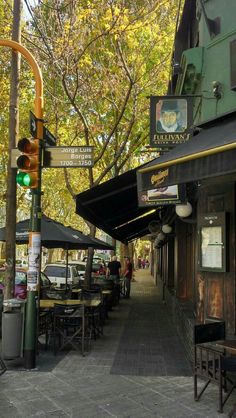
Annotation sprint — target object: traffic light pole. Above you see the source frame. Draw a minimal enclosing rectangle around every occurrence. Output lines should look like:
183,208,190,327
0,39,44,369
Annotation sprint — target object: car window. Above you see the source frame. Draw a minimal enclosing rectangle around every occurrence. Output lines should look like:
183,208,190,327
40,272,51,286
74,263,86,271
71,266,78,277
15,271,27,285
44,266,71,278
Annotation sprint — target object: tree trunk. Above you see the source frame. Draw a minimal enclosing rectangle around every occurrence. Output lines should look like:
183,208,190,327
4,0,21,301
84,224,96,288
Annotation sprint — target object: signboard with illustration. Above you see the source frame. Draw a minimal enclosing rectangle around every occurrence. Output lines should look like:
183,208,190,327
136,168,186,207
150,96,193,148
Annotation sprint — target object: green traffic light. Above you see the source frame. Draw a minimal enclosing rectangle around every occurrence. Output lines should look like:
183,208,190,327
16,171,31,187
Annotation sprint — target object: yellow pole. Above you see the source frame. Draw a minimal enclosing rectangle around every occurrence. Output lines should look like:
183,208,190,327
0,39,44,369
0,39,43,129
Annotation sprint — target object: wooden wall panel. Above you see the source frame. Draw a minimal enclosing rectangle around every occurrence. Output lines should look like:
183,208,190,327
197,179,235,333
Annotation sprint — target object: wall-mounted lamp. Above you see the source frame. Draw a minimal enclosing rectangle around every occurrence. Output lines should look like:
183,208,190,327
162,224,172,234
173,61,182,75
175,202,192,218
212,80,222,99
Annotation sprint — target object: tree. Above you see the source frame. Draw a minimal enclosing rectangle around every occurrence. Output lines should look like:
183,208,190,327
23,0,179,194
21,1,179,285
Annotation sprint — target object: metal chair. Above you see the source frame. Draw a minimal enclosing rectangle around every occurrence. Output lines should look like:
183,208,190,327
81,289,103,339
0,356,6,376
194,321,236,413
53,304,89,356
38,310,53,350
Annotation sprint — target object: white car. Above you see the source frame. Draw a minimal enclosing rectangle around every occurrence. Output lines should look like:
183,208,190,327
68,261,86,280
43,263,81,288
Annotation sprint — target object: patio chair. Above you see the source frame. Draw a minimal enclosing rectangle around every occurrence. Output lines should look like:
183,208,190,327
194,321,236,412
53,304,89,356
81,289,103,339
0,356,6,376
38,310,53,350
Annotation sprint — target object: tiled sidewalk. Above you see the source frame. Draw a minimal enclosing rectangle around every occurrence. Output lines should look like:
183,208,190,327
0,269,235,417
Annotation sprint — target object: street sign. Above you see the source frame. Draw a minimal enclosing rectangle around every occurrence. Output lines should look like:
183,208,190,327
29,111,37,138
43,146,94,167
30,111,57,146
11,146,94,168
43,126,57,146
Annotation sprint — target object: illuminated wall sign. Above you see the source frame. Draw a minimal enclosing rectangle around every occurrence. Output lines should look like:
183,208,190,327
136,168,186,207
150,95,193,148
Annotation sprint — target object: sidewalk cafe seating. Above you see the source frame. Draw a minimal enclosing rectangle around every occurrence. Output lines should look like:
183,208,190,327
53,303,88,356
38,310,53,350
92,277,115,310
0,356,6,376
90,284,107,322
81,289,103,339
194,321,236,413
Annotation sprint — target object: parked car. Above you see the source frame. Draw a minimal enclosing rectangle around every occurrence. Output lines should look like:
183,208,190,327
68,261,86,279
0,268,52,299
43,263,80,288
71,260,106,277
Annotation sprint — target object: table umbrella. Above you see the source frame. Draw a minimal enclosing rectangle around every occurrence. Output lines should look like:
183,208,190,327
0,215,113,250
0,215,114,288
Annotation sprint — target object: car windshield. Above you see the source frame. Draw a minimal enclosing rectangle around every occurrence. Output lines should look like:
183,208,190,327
44,266,71,278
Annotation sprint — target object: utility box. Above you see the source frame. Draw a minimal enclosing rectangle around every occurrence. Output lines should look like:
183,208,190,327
2,299,26,359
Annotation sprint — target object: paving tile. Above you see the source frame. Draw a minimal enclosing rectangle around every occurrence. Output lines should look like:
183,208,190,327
0,269,231,417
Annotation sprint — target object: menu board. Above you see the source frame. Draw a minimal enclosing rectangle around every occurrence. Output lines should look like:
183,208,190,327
198,212,226,272
201,226,223,269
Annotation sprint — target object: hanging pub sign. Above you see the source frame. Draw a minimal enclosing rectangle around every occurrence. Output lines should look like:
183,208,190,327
136,168,186,207
150,95,193,148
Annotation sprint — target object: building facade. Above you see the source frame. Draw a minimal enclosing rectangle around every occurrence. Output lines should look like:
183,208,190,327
154,0,236,358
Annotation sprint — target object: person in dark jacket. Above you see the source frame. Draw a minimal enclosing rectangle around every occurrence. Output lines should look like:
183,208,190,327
106,255,121,304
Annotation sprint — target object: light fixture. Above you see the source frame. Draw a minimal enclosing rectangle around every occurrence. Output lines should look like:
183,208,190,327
162,224,172,234
212,80,222,99
154,237,160,248
157,232,165,241
175,202,192,218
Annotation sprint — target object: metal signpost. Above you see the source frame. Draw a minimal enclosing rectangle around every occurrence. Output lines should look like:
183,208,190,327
0,39,44,370
30,111,57,146
1,39,94,370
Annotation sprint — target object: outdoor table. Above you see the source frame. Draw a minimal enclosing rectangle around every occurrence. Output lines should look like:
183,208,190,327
70,288,82,299
102,290,112,295
40,299,101,309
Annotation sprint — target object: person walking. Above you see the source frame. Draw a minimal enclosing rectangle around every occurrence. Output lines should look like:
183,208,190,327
106,255,121,304
124,256,133,299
